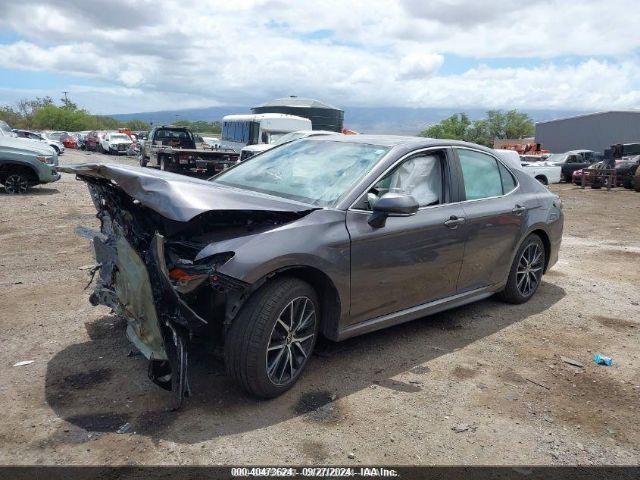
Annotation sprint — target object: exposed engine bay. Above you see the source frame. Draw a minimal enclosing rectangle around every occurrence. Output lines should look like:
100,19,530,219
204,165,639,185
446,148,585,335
60,164,313,409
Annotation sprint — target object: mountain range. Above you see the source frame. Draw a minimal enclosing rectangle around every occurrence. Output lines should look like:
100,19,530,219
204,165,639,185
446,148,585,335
112,106,584,134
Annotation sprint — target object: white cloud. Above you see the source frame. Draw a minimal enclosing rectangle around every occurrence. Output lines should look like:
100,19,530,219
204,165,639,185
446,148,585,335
0,0,639,113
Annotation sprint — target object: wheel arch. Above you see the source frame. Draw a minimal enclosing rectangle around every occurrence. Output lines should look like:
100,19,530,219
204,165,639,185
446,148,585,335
240,265,342,341
0,162,39,184
528,228,551,273
535,175,548,185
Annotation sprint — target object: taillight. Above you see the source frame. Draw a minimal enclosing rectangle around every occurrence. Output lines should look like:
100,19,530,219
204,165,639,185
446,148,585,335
553,195,562,210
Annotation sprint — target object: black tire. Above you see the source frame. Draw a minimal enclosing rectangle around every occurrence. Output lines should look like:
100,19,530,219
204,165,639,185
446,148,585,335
159,156,169,171
3,171,31,194
535,176,548,186
139,154,147,167
225,277,319,398
51,145,60,154
564,174,572,183
98,143,104,154
498,234,546,304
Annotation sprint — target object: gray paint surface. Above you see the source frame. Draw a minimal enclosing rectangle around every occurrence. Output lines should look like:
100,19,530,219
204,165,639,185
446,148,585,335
535,111,640,153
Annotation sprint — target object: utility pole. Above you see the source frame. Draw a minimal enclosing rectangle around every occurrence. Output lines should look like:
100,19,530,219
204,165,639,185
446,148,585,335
62,91,69,103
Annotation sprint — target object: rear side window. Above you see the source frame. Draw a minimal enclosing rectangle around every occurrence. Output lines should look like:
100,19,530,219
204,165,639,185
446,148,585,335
457,149,503,200
498,162,517,193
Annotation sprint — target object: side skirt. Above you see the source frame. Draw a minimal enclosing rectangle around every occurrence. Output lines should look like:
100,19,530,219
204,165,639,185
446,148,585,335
336,284,503,341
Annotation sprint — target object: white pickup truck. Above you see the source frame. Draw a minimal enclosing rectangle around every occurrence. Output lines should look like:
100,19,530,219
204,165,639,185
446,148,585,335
494,149,561,185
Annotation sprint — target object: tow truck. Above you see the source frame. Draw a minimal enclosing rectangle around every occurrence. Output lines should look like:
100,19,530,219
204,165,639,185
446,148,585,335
139,125,238,174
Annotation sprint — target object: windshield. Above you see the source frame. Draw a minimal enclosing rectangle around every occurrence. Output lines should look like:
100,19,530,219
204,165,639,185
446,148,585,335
0,121,12,136
110,134,130,141
213,139,389,207
546,153,567,163
275,131,306,145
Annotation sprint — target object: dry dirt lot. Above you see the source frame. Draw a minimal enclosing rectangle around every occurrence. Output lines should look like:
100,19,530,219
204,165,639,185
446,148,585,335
0,148,639,465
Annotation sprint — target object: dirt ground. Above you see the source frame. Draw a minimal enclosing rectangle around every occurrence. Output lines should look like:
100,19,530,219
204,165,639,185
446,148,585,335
0,148,638,465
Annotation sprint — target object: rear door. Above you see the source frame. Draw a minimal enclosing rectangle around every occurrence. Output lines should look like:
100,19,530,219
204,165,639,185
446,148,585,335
454,148,526,292
346,148,467,325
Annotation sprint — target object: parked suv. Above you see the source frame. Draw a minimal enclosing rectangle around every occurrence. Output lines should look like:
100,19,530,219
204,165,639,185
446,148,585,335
99,132,133,155
84,131,101,151
0,133,60,193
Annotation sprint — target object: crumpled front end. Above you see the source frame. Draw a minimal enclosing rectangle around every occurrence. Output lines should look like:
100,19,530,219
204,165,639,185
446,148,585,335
65,165,312,409
82,180,214,409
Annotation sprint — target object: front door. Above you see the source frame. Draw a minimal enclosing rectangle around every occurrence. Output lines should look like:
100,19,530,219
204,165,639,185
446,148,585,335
346,149,467,325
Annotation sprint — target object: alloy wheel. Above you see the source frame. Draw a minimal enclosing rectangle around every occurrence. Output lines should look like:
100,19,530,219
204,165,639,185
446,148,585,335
266,296,316,386
516,243,543,297
4,174,29,194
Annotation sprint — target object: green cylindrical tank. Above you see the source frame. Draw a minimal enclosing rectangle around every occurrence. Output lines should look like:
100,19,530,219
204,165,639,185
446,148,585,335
251,96,344,132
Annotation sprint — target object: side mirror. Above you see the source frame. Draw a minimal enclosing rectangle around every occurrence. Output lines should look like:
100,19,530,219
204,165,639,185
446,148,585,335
368,192,419,228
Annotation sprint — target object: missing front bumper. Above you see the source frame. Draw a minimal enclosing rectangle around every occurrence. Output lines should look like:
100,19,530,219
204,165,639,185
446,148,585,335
88,216,207,409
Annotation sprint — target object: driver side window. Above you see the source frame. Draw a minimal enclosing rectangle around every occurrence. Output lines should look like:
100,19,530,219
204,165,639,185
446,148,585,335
365,152,445,210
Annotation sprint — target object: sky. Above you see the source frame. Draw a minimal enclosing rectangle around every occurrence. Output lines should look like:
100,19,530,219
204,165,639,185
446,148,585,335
1,0,640,115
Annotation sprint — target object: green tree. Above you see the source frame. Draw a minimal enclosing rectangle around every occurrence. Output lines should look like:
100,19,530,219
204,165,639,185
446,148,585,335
420,113,471,141
0,105,23,128
419,109,534,147
125,119,150,131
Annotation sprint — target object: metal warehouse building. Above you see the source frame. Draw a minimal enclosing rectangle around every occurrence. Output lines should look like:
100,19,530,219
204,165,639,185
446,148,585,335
535,110,640,153
252,96,344,132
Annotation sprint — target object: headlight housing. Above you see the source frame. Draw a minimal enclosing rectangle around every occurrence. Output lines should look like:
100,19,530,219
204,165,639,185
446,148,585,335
36,155,54,164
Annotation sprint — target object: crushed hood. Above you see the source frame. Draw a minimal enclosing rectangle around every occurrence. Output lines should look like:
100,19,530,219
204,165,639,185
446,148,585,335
57,163,316,222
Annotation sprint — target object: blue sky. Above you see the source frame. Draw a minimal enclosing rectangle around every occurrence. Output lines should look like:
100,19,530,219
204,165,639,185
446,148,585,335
1,0,639,115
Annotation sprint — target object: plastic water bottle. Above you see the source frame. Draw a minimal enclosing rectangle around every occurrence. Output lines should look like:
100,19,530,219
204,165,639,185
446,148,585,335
593,354,613,366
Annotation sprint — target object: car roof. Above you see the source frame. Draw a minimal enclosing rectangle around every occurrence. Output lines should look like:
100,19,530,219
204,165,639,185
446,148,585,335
305,134,497,152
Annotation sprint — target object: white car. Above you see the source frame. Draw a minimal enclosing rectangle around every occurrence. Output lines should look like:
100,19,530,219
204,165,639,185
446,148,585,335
100,132,133,155
13,129,65,155
494,149,561,185
201,136,220,150
240,130,337,161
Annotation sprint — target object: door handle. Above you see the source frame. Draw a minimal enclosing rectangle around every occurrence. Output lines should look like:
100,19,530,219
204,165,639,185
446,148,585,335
444,215,465,229
512,204,527,215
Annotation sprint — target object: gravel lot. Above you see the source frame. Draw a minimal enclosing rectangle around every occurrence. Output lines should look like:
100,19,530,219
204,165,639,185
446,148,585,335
0,148,639,465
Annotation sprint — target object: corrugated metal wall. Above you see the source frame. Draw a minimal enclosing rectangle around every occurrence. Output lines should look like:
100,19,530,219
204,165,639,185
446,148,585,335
535,111,640,153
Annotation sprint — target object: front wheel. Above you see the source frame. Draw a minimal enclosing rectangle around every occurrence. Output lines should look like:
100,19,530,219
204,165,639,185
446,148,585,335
225,277,319,398
498,234,545,304
3,172,31,194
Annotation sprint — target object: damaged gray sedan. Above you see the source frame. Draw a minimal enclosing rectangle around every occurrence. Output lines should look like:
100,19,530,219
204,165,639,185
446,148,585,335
60,135,563,406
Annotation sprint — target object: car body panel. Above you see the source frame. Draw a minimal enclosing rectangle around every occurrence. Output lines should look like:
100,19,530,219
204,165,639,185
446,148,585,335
57,163,316,222
346,204,467,324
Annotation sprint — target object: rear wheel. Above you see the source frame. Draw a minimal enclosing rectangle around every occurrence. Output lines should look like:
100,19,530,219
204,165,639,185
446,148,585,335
159,156,170,171
564,173,572,183
225,277,319,398
498,234,545,304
